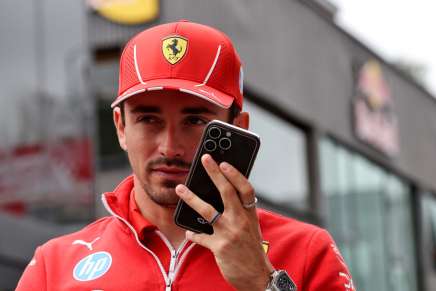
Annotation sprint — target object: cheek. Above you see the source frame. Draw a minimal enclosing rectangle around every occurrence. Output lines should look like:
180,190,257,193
125,129,157,159
183,129,205,158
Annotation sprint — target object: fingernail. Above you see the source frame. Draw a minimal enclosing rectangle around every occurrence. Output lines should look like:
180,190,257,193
202,154,211,164
220,162,230,172
185,230,194,240
175,184,187,194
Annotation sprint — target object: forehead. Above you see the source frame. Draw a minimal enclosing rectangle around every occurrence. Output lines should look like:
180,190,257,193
124,90,226,113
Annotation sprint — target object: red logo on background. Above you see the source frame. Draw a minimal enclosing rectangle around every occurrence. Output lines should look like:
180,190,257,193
353,59,400,156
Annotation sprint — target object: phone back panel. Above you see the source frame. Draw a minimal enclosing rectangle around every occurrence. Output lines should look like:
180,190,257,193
174,120,260,234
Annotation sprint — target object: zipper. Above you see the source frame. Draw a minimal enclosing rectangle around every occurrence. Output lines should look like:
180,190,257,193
102,194,196,291
156,230,190,289
102,195,170,287
173,243,196,281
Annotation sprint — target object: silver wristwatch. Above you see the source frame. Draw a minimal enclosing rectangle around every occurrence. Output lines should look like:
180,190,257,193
265,270,297,291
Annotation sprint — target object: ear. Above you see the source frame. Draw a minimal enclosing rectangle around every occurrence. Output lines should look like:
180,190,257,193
232,111,249,130
113,107,128,151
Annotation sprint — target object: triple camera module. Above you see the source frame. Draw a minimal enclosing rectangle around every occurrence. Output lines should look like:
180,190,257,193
203,126,232,152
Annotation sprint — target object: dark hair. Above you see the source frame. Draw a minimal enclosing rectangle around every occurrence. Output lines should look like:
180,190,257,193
119,101,126,126
228,103,241,123
118,101,241,126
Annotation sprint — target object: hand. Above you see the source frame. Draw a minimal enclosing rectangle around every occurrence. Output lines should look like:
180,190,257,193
175,154,273,291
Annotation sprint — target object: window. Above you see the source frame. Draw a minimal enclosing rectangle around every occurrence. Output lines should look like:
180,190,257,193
319,138,418,291
244,100,309,210
91,59,129,169
421,193,436,272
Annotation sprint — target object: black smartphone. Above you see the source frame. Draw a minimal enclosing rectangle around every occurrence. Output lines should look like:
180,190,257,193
174,120,260,234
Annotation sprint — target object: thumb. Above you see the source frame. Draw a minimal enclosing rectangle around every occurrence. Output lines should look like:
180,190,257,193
186,231,212,249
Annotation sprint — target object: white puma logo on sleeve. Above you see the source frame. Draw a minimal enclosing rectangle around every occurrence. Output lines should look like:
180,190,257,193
72,237,101,251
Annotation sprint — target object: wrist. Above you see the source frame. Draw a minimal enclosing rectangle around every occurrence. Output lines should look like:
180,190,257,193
260,267,274,291
239,260,273,291
260,257,275,290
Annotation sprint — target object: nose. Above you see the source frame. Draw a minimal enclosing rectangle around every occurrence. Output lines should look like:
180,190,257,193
158,125,185,158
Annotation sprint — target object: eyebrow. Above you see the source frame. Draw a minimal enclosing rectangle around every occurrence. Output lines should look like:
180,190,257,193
131,105,217,115
130,106,161,114
181,106,217,115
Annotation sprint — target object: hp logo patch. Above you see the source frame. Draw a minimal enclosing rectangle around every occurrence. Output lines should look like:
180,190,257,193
73,252,112,281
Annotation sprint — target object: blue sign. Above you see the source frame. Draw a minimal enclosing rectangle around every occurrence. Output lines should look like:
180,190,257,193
73,251,112,281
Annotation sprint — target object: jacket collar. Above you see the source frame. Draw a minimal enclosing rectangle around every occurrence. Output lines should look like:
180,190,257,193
102,175,135,220
102,175,157,233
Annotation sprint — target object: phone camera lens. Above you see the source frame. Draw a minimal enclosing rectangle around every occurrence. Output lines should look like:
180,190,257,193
219,137,231,150
204,139,217,152
208,127,221,139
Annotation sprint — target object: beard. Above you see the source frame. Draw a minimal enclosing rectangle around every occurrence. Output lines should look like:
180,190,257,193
141,157,191,207
142,180,179,207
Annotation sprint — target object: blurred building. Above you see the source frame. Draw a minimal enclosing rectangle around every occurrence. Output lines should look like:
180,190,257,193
1,0,435,290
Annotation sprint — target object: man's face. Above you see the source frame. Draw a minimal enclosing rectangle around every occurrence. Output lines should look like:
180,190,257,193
114,90,230,207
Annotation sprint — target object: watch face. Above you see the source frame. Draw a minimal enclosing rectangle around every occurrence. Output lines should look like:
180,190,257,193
276,271,297,291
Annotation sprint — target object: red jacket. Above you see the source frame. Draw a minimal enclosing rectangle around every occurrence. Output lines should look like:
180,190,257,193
16,176,356,291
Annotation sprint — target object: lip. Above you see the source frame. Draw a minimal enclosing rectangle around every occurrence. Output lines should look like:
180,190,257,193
151,167,190,178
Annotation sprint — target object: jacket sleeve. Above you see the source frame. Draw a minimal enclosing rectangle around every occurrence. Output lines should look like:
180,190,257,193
303,229,356,291
15,246,47,291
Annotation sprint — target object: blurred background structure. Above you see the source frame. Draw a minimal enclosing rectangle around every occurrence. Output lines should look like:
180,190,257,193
1,0,436,290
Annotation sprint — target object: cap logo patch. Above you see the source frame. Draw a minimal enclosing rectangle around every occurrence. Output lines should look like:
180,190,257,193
162,36,188,64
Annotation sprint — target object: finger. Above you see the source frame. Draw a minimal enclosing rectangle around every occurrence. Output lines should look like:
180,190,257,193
201,154,241,210
175,184,220,224
219,162,256,211
185,230,213,249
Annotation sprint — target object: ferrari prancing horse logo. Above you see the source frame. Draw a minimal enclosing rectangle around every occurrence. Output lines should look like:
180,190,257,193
162,36,188,64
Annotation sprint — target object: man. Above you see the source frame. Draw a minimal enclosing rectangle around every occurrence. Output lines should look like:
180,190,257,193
16,20,356,291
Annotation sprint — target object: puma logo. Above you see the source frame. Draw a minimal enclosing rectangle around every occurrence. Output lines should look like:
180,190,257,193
72,237,100,251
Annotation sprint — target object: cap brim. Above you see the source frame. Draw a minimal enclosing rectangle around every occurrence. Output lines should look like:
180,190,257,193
111,78,235,109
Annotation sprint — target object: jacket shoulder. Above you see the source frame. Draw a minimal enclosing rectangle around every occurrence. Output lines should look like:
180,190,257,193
257,208,324,239
42,216,115,251
257,208,356,290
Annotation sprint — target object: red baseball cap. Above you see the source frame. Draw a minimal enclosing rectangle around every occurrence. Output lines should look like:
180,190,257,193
112,20,244,109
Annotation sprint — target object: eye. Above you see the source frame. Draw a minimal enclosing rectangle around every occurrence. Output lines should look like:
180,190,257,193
185,116,208,126
137,115,162,124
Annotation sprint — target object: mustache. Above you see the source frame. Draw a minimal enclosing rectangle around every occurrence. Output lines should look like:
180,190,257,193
147,157,191,170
